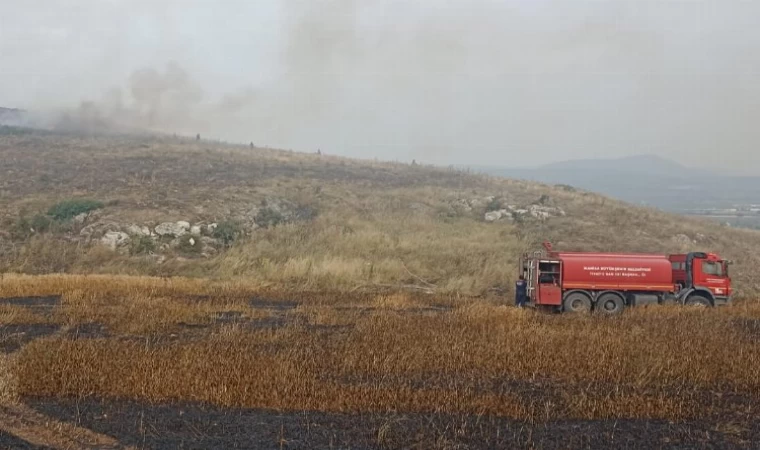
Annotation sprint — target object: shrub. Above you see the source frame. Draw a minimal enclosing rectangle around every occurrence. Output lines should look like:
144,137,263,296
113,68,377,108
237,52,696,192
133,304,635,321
11,214,53,239
130,236,156,255
213,221,244,247
485,198,503,212
29,214,52,233
255,208,284,229
47,199,104,221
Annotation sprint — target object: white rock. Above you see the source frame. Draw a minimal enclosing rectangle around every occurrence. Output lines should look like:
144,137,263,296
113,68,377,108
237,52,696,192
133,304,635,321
100,231,130,250
190,225,202,236
73,213,89,224
206,223,218,235
155,222,189,237
189,237,196,246
485,211,503,222
528,204,565,220
125,224,151,236
498,209,514,221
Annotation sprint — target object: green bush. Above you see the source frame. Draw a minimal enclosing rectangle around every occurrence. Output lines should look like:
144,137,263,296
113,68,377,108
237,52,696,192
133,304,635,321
47,199,104,221
254,207,284,229
213,221,244,246
130,236,156,255
485,198,503,212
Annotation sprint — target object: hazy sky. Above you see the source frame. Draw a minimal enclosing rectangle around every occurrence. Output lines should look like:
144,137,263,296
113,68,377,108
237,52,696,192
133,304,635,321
1,0,759,173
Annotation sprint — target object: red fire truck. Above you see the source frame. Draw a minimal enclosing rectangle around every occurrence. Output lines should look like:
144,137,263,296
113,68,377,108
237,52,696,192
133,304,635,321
519,243,733,314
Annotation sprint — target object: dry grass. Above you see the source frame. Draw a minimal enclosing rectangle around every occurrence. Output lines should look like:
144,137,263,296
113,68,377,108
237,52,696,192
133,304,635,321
4,275,759,424
2,132,760,297
0,354,17,404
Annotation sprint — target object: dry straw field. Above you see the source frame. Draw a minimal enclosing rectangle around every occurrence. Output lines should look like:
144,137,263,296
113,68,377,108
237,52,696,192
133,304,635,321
1,130,760,447
0,274,758,447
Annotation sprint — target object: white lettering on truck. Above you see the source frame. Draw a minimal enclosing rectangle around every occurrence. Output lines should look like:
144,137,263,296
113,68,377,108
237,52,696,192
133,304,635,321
582,266,652,278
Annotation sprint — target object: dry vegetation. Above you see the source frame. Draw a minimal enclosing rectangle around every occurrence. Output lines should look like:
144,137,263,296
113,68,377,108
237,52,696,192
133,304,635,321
2,131,760,446
0,274,758,433
1,130,760,297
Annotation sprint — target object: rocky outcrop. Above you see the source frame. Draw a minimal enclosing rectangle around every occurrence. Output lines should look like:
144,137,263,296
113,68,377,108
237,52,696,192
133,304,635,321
528,204,566,221
100,231,130,250
80,222,121,241
125,224,152,236
485,209,515,223
483,200,566,223
155,221,190,237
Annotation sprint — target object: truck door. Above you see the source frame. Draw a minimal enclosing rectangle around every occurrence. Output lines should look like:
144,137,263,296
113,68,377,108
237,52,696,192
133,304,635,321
537,261,562,305
693,258,731,298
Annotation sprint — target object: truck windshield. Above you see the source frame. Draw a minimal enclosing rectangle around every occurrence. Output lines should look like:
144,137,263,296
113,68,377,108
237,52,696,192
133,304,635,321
702,261,724,276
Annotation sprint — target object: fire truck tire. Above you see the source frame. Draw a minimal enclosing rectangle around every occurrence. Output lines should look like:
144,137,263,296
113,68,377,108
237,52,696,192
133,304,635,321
563,292,592,313
595,292,625,315
685,294,712,307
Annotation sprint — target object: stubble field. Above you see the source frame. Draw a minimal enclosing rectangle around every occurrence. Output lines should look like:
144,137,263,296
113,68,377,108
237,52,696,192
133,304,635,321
0,274,758,448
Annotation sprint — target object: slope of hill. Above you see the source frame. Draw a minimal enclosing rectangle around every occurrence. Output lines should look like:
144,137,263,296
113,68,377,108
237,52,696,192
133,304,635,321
1,129,759,296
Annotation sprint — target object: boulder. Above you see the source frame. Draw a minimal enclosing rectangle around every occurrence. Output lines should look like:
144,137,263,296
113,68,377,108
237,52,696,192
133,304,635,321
79,222,121,241
100,231,130,250
451,199,473,212
206,223,218,235
528,205,565,220
485,209,514,223
190,225,202,236
485,211,503,222
155,221,190,237
125,224,152,236
73,210,102,225
200,236,220,257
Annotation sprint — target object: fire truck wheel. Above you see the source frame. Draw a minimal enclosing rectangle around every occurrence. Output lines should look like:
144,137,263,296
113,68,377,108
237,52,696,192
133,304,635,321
685,295,712,307
595,293,625,315
563,292,592,313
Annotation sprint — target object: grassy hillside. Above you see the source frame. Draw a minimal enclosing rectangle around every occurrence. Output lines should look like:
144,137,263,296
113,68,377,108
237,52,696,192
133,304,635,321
1,129,760,296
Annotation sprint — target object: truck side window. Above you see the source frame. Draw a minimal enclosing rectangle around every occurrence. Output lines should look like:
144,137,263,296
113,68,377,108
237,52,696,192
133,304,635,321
702,261,723,276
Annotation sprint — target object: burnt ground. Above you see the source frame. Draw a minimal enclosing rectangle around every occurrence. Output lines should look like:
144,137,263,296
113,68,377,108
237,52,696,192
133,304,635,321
1,294,759,449
4,398,753,450
0,431,52,450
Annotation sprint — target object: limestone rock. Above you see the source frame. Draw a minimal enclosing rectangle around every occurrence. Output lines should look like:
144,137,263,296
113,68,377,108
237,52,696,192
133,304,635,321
155,221,190,237
485,209,514,223
125,224,152,236
100,231,130,250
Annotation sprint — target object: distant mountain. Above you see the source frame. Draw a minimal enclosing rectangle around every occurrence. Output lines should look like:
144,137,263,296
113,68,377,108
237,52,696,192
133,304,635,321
474,155,760,214
540,154,701,177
